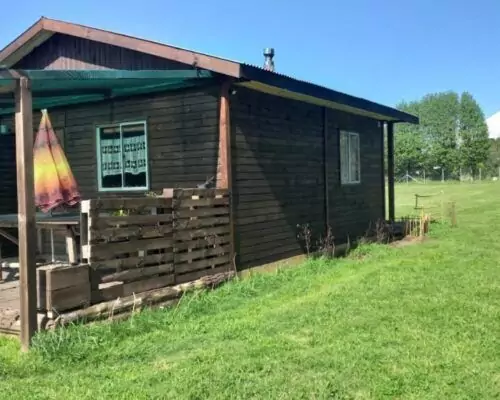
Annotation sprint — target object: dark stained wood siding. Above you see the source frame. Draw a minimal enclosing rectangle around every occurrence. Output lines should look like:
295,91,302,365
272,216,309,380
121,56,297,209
326,111,385,242
0,133,18,257
231,88,325,269
14,33,190,70
0,86,219,257
231,87,385,270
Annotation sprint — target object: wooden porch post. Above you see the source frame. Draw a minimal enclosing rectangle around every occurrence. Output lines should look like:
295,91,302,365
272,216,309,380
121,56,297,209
216,80,232,190
387,121,395,221
216,79,235,268
15,77,37,351
380,121,386,221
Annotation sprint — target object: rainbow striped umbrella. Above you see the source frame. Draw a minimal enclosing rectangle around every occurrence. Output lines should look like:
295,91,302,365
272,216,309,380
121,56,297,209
34,109,81,213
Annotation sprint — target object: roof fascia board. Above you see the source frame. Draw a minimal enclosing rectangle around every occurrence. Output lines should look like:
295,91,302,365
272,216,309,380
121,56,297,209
0,18,242,78
240,65,419,124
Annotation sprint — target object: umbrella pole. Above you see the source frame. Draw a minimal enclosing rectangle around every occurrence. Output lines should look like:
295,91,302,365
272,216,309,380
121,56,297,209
50,229,55,263
49,209,55,263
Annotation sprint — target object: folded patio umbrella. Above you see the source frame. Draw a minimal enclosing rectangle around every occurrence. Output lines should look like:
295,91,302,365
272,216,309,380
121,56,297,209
34,109,81,213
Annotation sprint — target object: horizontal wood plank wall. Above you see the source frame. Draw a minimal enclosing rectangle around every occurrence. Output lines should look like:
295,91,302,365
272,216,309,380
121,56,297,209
231,88,325,269
13,33,189,70
326,111,384,242
0,133,18,257
0,86,220,259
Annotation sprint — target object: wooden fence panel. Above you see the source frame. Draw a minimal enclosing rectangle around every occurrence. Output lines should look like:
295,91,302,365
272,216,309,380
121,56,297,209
80,197,174,302
172,189,232,284
79,189,233,304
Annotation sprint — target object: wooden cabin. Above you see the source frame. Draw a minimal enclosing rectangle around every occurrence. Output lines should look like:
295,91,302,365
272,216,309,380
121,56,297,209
0,17,418,270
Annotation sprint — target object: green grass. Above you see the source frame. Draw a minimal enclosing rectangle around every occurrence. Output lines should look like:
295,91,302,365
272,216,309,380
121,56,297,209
1,181,500,399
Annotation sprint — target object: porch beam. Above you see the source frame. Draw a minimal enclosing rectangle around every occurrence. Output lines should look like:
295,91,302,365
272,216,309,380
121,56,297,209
15,77,37,351
387,121,395,221
1,68,214,81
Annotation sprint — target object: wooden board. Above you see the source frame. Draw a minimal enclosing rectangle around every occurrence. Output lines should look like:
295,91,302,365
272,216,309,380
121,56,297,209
174,206,229,219
89,214,172,230
173,197,230,208
174,245,231,263
172,188,229,199
82,197,173,212
88,252,174,270
175,254,231,275
89,224,172,244
174,225,230,241
37,264,91,313
87,237,173,260
175,264,232,284
100,263,174,284
122,274,175,296
173,216,230,230
173,235,231,252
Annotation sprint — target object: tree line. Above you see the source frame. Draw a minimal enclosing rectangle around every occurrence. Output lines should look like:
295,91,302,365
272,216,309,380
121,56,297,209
394,91,497,180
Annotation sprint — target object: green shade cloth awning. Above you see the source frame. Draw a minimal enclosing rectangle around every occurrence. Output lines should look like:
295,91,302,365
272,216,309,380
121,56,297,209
0,69,214,114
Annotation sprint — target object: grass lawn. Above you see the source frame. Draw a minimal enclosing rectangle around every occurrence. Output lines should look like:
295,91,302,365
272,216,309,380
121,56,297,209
1,181,499,399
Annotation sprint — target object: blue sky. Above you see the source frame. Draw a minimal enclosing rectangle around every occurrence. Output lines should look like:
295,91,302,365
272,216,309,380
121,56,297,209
2,0,500,117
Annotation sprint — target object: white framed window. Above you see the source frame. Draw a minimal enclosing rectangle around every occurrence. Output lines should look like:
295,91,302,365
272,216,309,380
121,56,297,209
340,131,361,184
96,121,149,192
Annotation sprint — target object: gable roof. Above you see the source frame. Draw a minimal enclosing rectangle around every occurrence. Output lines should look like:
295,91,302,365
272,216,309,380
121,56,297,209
0,17,418,124
0,17,241,76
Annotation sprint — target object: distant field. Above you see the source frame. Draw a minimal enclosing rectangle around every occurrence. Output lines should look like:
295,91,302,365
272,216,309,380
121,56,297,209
394,180,498,223
0,181,499,399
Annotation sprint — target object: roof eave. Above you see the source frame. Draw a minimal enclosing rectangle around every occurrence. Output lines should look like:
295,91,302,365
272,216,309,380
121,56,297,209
0,17,50,67
239,64,419,125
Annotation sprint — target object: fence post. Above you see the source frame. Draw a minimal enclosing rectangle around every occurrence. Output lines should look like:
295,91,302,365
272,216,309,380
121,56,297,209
440,191,444,223
450,202,457,227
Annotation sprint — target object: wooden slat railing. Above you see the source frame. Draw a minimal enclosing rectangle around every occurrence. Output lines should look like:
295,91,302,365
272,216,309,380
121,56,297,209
79,189,232,304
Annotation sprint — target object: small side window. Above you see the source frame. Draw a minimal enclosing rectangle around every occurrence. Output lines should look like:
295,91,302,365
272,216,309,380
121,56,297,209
340,131,361,184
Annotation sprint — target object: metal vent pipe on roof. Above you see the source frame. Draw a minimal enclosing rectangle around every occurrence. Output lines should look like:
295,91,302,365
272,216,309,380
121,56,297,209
263,48,275,72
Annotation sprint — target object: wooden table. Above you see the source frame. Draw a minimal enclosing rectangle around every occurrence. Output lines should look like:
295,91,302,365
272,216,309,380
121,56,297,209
0,212,80,265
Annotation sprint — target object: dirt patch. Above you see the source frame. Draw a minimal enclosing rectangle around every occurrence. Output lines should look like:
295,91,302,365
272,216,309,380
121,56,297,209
390,236,430,248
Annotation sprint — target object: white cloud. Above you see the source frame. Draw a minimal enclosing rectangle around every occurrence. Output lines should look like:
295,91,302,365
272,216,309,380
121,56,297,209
487,112,500,139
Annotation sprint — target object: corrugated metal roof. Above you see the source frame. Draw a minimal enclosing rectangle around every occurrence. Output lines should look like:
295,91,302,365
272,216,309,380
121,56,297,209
0,16,418,124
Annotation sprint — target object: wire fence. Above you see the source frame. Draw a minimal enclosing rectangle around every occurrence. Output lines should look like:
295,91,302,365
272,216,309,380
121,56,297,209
396,167,500,184
411,191,457,226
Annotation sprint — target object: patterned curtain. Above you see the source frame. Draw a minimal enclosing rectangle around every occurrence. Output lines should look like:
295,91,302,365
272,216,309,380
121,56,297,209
101,134,147,177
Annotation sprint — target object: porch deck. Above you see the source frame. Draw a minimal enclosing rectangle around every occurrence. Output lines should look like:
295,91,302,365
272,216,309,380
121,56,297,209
0,264,19,309
0,262,63,334
0,263,20,334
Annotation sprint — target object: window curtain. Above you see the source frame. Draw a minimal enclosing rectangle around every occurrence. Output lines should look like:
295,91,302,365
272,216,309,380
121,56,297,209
101,135,147,177
101,138,122,177
340,132,350,184
349,134,360,182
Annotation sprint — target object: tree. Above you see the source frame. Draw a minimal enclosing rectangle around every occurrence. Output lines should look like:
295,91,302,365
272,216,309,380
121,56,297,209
394,101,425,177
457,92,491,176
417,91,460,176
486,138,500,176
395,90,491,180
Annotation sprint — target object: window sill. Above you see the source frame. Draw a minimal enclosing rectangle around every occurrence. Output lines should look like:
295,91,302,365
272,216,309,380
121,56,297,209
341,181,361,186
97,187,150,193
